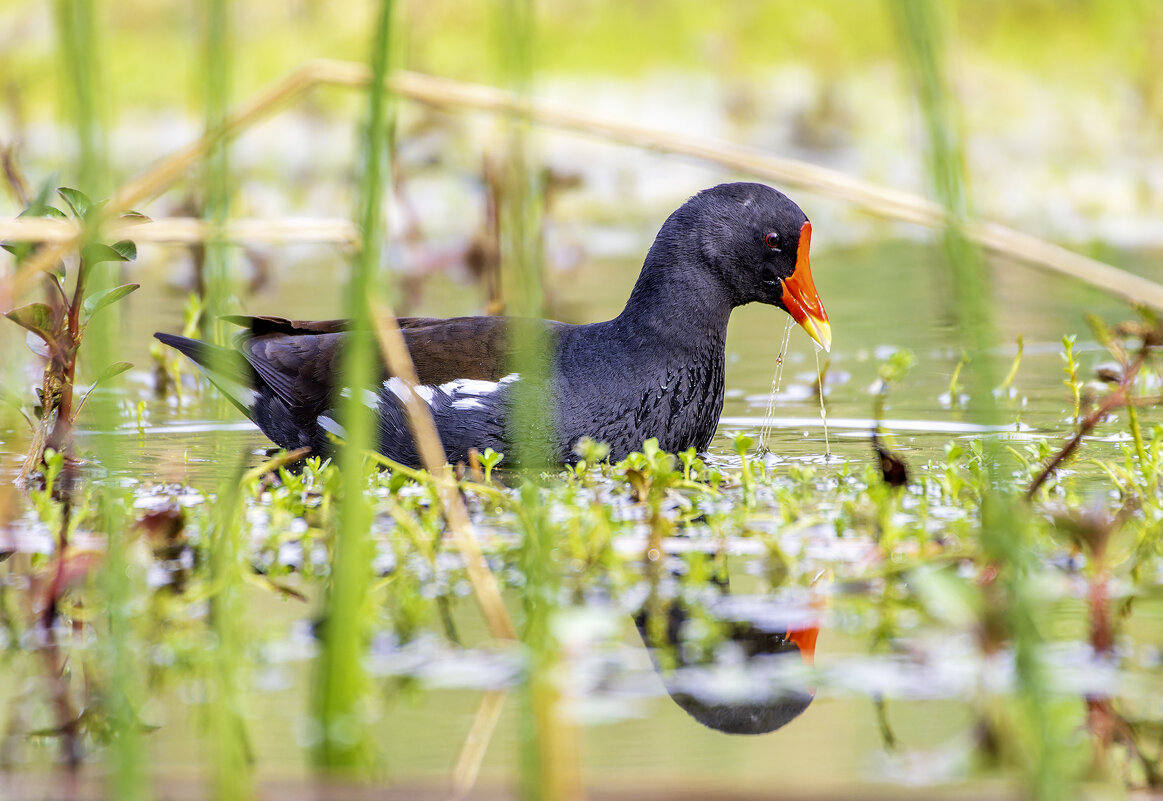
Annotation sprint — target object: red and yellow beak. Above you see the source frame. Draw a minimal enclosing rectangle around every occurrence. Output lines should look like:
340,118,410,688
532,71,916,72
788,625,819,666
782,221,831,352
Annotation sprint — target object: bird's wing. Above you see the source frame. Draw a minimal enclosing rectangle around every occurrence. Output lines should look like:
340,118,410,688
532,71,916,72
233,315,562,415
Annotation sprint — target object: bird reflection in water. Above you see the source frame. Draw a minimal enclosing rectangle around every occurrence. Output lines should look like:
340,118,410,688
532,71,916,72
635,582,819,735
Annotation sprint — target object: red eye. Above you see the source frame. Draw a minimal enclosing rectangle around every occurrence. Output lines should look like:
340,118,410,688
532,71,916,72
764,232,780,250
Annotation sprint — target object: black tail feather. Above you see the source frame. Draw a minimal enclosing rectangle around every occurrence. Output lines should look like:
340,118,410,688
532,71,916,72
153,332,258,418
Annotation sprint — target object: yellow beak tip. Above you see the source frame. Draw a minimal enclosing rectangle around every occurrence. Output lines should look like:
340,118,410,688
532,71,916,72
807,319,832,353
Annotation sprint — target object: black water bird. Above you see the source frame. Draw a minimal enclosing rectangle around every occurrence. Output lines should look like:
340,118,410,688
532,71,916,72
635,590,820,735
156,183,831,466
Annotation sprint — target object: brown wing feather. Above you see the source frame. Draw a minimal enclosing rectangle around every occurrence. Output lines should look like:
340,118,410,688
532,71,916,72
233,316,540,413
223,315,447,337
403,317,514,384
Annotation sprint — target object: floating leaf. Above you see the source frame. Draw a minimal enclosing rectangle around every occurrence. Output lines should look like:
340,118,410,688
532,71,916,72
5,302,57,342
83,283,139,318
57,187,93,219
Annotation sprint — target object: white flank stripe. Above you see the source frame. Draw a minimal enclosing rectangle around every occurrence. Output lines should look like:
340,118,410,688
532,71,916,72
384,376,435,406
317,415,347,439
340,387,379,409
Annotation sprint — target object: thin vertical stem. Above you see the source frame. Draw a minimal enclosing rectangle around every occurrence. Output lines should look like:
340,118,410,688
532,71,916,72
203,0,233,346
889,3,1069,799
497,0,551,469
54,0,100,193
55,1,144,799
314,0,394,773
209,460,253,801
493,7,579,799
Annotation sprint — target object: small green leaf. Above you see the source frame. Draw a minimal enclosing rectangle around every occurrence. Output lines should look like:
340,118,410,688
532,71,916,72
83,283,140,318
2,195,66,259
26,179,62,218
81,242,133,266
95,361,133,384
5,302,57,341
57,187,93,219
16,204,67,220
111,240,137,261
731,431,754,456
120,210,151,222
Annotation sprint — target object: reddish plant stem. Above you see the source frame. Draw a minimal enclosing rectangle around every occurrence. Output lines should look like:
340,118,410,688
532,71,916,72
45,258,86,455
1026,348,1148,500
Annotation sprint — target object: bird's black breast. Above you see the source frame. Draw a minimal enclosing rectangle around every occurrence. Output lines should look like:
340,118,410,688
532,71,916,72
626,349,725,455
555,330,727,461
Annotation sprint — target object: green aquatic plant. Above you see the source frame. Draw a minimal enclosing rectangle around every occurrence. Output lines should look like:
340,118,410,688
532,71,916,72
3,185,144,485
313,0,395,774
478,447,504,483
1062,334,1083,426
996,335,1024,396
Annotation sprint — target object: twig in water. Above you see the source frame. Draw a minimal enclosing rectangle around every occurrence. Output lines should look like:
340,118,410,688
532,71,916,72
369,302,516,641
448,690,507,801
1027,346,1150,500
7,59,1163,314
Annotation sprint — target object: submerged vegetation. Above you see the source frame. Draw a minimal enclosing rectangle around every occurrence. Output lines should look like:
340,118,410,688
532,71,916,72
2,321,1163,797
2,1,1163,800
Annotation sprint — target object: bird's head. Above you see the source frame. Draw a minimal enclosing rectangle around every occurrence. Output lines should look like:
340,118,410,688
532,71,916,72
685,182,832,351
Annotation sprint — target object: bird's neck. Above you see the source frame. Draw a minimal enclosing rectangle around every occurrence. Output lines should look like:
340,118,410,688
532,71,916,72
612,249,734,350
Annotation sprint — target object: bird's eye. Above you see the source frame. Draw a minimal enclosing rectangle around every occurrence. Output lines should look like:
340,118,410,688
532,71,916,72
764,232,780,250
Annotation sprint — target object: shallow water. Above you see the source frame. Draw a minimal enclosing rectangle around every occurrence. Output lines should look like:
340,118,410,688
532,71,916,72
3,55,1163,790
2,221,1160,798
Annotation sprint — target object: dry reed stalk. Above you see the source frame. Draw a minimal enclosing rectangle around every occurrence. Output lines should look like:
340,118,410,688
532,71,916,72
2,61,328,305
369,303,517,641
0,217,358,246
5,58,1160,311
448,689,507,801
380,64,1163,312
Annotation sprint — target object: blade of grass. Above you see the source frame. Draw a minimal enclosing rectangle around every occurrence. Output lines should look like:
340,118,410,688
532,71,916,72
54,1,146,798
53,0,147,795
312,0,395,774
202,0,233,347
889,3,1074,799
208,457,254,801
493,5,581,800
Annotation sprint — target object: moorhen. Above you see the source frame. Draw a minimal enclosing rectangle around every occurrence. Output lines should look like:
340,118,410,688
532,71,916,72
156,182,831,466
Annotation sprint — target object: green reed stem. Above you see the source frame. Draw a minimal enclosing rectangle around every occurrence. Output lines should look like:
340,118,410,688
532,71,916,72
889,3,1071,799
314,0,394,772
493,4,579,798
517,482,580,801
53,0,100,193
55,1,145,798
497,0,552,469
202,0,233,346
209,460,253,801
199,11,247,795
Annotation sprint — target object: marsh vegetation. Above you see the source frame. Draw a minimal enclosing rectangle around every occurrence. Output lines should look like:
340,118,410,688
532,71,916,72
2,1,1163,800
